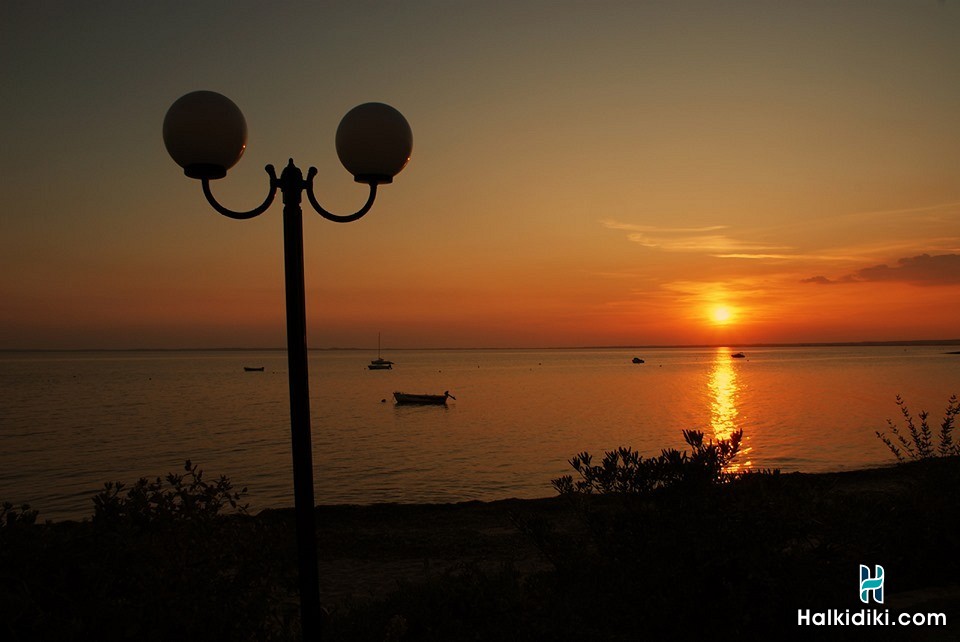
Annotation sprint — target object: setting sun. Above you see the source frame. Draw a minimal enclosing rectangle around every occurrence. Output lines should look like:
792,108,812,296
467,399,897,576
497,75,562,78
710,305,734,325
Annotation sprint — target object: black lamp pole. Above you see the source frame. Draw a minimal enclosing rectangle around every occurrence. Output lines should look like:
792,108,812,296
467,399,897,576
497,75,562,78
278,161,322,639
282,172,322,637
199,160,381,639
164,92,411,641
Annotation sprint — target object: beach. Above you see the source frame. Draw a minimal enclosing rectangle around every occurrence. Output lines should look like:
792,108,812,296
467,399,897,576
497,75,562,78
307,463,960,616
6,458,958,640
308,497,575,605
317,461,960,640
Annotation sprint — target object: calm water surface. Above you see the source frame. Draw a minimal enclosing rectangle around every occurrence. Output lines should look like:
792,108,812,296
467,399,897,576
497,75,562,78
1,346,958,521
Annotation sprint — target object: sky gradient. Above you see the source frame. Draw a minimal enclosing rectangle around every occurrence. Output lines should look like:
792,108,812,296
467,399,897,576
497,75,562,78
2,1,959,349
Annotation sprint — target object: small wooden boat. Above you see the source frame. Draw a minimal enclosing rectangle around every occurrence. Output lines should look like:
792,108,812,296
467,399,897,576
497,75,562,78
393,391,455,405
243,366,265,372
632,357,645,364
731,352,746,359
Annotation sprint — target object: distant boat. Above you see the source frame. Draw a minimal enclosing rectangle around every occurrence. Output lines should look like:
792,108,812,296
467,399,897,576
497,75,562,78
632,357,645,364
393,391,455,405
368,333,394,370
731,352,746,359
244,366,265,372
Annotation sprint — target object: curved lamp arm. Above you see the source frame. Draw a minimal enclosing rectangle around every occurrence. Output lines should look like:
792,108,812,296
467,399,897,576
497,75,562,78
305,167,378,223
201,165,279,220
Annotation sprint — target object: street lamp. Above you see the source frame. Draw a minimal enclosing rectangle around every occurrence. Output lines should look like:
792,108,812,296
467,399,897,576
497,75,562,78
162,90,412,639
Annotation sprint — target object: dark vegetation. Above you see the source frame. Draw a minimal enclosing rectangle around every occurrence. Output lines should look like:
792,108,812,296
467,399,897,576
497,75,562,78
551,428,744,495
3,397,960,640
1,462,300,641
876,394,960,462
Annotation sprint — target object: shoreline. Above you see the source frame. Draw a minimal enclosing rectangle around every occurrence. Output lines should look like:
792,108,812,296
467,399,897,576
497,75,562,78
6,457,960,639
265,460,938,605
35,460,906,526
28,458,908,525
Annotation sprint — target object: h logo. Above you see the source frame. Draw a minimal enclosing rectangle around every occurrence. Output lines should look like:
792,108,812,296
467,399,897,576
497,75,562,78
859,564,884,604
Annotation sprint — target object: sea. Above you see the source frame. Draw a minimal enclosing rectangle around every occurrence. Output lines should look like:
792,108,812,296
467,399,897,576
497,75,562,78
1,346,958,521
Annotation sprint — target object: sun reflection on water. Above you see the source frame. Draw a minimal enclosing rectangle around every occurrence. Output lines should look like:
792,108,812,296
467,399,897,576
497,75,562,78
709,348,751,469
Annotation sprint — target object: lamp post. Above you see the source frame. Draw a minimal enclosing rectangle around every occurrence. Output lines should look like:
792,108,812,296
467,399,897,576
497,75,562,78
162,90,412,640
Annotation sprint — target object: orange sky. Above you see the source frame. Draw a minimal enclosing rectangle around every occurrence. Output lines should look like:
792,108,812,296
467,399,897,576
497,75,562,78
2,2,959,349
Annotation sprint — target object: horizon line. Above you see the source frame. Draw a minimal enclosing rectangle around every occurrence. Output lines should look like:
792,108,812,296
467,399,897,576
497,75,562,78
3,338,960,353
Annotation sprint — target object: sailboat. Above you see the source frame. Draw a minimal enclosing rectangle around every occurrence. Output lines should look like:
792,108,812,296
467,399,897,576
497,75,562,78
368,333,394,370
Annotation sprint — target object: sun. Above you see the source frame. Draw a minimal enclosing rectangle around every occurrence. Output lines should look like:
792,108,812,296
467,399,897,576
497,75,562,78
709,305,734,325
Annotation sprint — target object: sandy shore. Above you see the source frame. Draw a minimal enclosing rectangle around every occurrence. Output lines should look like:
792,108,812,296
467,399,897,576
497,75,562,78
6,458,960,640
259,497,575,606
257,461,960,614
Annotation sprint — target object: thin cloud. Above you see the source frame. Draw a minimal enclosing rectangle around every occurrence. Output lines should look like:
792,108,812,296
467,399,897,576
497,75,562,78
715,253,797,260
715,253,850,261
603,221,730,234
846,200,960,220
799,275,836,285
802,253,960,286
602,219,789,254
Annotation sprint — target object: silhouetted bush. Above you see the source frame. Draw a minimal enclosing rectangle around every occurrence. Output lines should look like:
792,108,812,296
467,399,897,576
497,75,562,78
0,462,298,642
552,428,743,495
1,501,38,528
5,441,959,640
92,459,248,525
876,394,960,462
